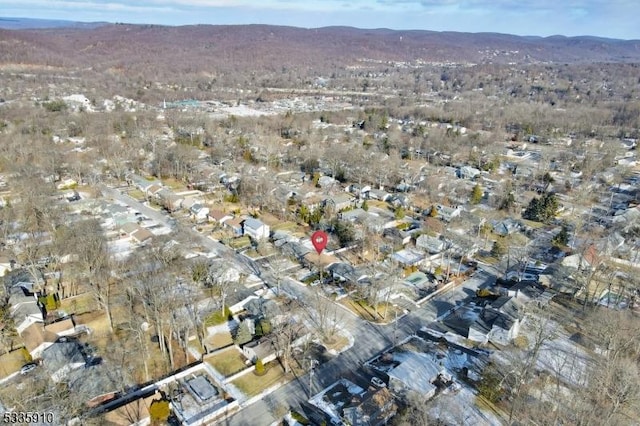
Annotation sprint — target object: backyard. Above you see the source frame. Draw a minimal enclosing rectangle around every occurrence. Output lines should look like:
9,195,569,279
204,331,234,351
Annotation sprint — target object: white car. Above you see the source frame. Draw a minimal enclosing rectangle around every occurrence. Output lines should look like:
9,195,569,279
20,363,37,375
371,377,386,388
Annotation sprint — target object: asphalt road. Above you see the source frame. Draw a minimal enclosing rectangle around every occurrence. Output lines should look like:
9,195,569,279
223,264,499,426
100,185,500,426
99,185,259,273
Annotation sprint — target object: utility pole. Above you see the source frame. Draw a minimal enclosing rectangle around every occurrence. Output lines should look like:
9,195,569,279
308,356,317,396
393,304,399,346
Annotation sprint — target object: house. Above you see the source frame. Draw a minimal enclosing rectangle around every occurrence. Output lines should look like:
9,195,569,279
391,248,425,267
20,321,58,359
387,352,442,400
209,209,233,225
127,174,160,195
243,297,281,321
146,184,164,198
389,194,410,208
271,186,299,205
132,227,154,244
339,208,369,223
242,335,278,363
432,204,462,222
467,308,520,346
458,166,481,180
318,176,338,189
190,203,210,222
491,218,522,237
6,270,46,332
342,388,398,426
416,235,446,254
280,240,312,259
243,217,270,241
225,217,244,236
367,188,391,201
156,188,184,212
120,222,153,244
67,365,120,408
41,337,87,382
382,227,411,246
272,230,300,246
327,262,370,285
562,244,601,271
241,321,309,363
301,192,325,211
181,197,199,211
324,193,354,212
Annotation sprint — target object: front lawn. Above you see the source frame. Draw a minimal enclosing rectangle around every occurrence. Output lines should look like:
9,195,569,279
339,299,402,324
205,348,249,377
231,362,288,397
0,349,28,379
228,236,251,250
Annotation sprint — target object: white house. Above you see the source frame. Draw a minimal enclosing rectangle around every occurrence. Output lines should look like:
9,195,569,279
190,203,210,222
243,217,270,241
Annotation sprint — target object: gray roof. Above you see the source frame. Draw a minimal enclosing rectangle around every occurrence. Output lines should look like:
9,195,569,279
42,339,86,378
244,298,280,320
67,364,121,402
244,217,266,231
391,249,425,266
340,208,369,222
416,235,446,254
388,352,440,396
327,262,370,283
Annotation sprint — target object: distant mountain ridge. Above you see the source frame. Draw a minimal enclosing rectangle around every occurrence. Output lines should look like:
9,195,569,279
1,21,639,79
0,17,107,30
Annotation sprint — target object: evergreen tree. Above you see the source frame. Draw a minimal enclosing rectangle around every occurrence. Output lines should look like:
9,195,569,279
234,320,252,345
552,225,570,247
523,192,558,223
330,218,355,247
470,184,483,204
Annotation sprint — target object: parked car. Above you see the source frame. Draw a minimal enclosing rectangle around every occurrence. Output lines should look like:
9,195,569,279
20,363,37,375
371,376,386,388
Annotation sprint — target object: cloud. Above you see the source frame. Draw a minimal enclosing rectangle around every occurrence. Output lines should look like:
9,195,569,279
1,0,176,14
0,0,638,39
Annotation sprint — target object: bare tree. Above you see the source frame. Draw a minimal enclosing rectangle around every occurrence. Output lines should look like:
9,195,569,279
74,219,114,331
303,287,342,342
271,300,305,374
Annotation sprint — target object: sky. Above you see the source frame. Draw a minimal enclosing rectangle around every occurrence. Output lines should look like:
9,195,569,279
1,0,639,40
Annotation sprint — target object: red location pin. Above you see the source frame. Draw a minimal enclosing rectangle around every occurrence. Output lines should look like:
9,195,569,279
311,230,328,255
